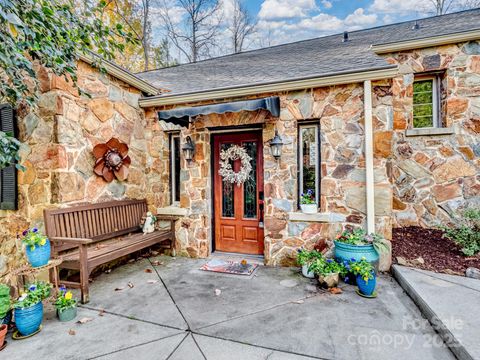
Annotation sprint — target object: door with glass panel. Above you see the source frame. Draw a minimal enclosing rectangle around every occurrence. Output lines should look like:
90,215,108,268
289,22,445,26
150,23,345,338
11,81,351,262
213,132,264,255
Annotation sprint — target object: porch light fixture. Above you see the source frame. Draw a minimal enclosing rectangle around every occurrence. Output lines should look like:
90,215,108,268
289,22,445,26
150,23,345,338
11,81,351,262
269,130,283,160
182,136,195,162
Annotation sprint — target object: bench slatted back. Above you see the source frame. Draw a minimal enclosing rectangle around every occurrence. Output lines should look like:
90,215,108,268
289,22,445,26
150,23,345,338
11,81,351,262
44,200,147,253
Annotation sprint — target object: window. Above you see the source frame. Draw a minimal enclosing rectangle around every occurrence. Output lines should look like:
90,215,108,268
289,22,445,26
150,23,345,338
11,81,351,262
298,123,320,206
170,133,181,205
0,104,18,210
413,75,440,128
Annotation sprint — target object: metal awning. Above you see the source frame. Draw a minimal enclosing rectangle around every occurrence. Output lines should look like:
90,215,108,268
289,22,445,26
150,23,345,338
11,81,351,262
158,96,280,127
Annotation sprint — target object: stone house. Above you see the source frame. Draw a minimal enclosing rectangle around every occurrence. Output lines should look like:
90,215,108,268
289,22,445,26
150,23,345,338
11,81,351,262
1,9,480,276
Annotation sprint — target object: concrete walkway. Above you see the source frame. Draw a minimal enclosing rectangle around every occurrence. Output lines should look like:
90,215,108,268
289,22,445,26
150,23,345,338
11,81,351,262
393,265,480,360
3,257,455,360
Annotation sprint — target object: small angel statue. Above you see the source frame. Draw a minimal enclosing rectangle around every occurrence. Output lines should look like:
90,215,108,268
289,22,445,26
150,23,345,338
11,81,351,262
142,212,157,234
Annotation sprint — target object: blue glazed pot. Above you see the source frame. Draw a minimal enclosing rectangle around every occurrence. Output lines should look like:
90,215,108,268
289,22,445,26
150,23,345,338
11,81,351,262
356,274,376,296
15,302,43,336
25,240,51,268
334,241,379,270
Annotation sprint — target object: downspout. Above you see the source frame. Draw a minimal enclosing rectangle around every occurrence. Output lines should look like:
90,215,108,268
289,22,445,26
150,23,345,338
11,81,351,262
364,80,375,234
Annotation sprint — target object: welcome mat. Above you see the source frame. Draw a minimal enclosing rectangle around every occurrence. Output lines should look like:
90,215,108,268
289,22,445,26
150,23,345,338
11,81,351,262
200,259,258,276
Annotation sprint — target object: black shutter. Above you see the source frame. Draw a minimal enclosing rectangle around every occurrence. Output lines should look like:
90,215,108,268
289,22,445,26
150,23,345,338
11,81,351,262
0,104,18,210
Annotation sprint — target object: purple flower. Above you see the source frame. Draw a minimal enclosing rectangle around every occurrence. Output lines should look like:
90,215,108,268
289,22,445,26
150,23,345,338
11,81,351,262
33,228,38,233
350,257,356,262
22,230,28,236
326,259,332,263
29,284,36,291
345,276,350,283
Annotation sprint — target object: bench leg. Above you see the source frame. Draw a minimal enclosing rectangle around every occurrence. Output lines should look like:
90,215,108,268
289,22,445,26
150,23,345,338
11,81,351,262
79,245,90,304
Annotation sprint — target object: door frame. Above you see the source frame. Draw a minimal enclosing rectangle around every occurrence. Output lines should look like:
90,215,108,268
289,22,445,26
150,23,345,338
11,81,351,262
210,127,264,255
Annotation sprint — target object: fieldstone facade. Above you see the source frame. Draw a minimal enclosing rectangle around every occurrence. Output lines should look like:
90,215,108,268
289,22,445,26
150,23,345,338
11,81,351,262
0,61,166,279
385,41,480,227
1,40,479,275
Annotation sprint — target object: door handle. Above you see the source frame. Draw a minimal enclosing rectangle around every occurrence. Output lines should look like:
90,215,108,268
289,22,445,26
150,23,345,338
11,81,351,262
258,191,264,228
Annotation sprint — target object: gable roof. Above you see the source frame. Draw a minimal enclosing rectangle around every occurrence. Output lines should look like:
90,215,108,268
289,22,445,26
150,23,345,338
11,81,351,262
137,8,480,101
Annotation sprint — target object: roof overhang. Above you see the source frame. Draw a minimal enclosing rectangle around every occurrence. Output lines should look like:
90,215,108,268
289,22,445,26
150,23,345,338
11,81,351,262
158,96,280,126
138,66,398,108
371,29,480,54
78,52,160,96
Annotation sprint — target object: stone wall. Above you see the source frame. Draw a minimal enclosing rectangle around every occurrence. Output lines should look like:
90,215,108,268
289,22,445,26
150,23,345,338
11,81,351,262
384,41,480,227
0,61,165,279
154,83,392,266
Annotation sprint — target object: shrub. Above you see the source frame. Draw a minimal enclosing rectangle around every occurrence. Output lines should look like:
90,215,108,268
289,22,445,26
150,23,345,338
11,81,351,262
335,228,390,254
309,257,347,277
442,208,480,256
14,281,52,309
296,249,322,266
0,284,11,319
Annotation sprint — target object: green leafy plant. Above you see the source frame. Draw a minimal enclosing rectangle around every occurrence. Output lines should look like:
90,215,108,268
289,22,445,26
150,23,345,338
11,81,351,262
296,249,322,266
349,257,375,283
54,286,77,312
300,189,316,205
441,208,480,256
308,256,347,277
335,228,390,254
0,131,24,171
0,284,12,319
14,281,52,309
21,228,48,251
0,0,137,106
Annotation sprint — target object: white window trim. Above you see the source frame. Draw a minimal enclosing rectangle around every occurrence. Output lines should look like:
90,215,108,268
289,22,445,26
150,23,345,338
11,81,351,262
413,75,441,129
170,133,180,206
299,124,320,206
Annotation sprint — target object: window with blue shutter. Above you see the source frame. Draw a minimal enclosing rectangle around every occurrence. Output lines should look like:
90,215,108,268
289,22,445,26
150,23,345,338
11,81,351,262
0,104,18,210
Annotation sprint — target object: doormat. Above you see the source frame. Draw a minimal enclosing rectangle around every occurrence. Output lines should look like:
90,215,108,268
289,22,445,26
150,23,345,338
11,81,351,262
200,259,258,276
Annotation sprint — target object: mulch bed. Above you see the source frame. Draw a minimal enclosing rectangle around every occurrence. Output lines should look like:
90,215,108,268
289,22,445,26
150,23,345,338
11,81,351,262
392,226,480,275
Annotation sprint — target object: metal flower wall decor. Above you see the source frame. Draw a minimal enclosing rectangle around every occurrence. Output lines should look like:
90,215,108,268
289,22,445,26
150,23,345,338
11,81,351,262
93,138,131,183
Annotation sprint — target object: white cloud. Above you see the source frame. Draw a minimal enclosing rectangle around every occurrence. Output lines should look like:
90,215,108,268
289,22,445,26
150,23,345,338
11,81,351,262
369,0,429,14
296,12,344,32
258,0,317,20
321,0,332,9
344,8,378,27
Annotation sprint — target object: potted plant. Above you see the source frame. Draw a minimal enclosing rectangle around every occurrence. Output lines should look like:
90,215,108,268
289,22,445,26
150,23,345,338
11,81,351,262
334,228,390,270
0,284,12,327
309,256,346,288
55,286,77,322
350,257,376,297
13,281,52,336
300,189,317,214
22,228,51,268
297,249,322,278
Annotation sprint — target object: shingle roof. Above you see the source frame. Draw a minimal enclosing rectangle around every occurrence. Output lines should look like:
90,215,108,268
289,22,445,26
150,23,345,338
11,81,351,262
137,9,480,95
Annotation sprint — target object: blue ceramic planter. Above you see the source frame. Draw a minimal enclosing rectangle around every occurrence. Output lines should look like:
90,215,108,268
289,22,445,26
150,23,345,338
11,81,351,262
25,240,51,268
356,274,376,296
334,241,379,269
15,302,43,336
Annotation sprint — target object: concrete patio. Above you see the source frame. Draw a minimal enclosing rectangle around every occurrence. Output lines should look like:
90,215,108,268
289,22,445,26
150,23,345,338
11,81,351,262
3,256,455,360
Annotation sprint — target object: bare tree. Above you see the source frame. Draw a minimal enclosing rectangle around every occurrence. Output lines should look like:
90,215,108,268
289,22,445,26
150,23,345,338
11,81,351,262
228,0,256,53
424,0,480,15
427,0,454,14
160,0,222,63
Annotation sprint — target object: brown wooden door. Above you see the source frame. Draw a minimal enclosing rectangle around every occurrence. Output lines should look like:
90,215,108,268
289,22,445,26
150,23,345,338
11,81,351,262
213,132,264,255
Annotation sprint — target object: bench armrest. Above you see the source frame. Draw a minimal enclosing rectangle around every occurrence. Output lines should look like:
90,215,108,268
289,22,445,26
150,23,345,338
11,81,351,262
50,236,93,244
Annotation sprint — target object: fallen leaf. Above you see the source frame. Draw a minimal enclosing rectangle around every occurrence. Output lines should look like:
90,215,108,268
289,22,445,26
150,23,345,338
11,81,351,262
215,289,221,296
114,286,125,291
77,317,93,324
98,309,105,317
127,282,134,288
329,287,343,295
151,260,163,266
144,268,153,273
128,259,135,263
147,280,158,284
68,329,76,336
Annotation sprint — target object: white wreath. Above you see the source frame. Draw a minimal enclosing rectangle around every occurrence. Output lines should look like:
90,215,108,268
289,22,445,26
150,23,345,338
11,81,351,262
218,145,252,187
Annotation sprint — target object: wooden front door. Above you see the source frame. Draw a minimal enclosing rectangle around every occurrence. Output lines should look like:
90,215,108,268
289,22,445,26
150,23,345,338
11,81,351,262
213,132,264,255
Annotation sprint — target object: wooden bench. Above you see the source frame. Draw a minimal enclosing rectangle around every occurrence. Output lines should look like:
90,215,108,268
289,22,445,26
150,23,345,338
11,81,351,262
43,199,176,303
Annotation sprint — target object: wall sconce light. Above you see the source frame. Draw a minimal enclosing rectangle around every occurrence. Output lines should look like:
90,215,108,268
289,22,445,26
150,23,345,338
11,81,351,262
269,130,283,160
182,136,195,162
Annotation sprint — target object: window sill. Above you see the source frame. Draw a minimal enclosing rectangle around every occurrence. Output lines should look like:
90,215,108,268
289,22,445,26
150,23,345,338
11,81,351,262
405,127,454,137
156,206,188,217
288,212,346,223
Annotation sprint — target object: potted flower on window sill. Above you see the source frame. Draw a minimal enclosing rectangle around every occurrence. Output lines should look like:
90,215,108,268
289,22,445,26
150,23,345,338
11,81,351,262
22,228,51,268
13,281,52,336
300,189,317,214
309,256,346,288
297,249,322,278
334,228,390,270
55,286,77,322
350,257,376,297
